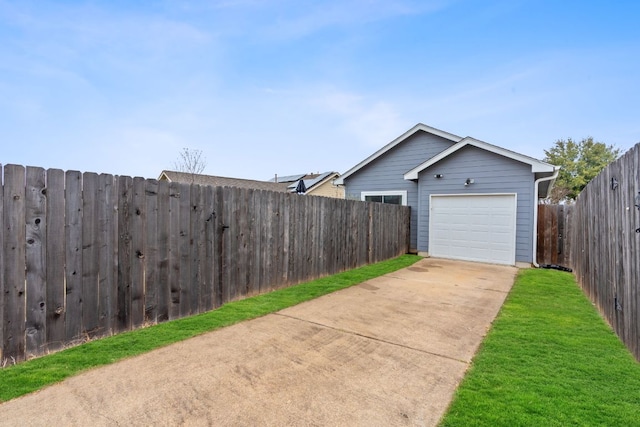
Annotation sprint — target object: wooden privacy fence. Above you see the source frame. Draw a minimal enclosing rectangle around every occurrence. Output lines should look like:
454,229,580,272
536,203,573,267
0,164,411,362
569,143,640,361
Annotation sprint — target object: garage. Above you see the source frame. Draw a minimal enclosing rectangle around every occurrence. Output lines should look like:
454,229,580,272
337,124,559,264
429,194,517,265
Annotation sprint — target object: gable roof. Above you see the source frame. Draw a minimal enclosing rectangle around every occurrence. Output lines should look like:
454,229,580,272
404,136,556,180
286,171,340,193
158,170,290,192
267,173,309,183
334,123,462,185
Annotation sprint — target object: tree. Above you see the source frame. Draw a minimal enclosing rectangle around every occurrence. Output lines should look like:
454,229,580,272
174,147,207,182
543,137,620,202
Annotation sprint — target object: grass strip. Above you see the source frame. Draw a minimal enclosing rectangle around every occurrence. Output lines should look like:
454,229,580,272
440,268,640,426
0,254,420,403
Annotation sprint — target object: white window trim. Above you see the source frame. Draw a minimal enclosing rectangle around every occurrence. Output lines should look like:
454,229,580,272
361,190,408,206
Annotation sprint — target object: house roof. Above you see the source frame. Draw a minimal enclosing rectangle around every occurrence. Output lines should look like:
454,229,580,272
286,171,340,193
334,123,462,185
403,136,557,180
158,170,290,192
335,123,558,192
267,173,315,183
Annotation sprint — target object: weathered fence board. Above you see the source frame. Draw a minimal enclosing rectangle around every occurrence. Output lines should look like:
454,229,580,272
632,151,639,359
156,179,170,322
4,165,27,360
178,183,192,317
287,192,297,285
117,176,133,332
250,189,261,296
213,186,224,309
0,165,410,362
64,171,83,345
570,143,640,361
0,164,3,361
131,177,146,328
223,186,233,301
201,185,215,312
168,182,181,320
45,169,65,352
81,173,99,338
191,185,205,313
145,179,159,324
25,167,47,356
98,173,117,336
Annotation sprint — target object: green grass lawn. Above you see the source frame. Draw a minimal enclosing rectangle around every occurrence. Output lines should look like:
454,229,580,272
440,268,640,426
0,254,421,403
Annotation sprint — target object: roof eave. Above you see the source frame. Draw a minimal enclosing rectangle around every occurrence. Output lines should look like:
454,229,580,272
535,166,561,199
309,172,340,190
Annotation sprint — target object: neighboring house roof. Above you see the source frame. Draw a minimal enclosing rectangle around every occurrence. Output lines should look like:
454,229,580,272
285,171,340,193
334,123,462,185
267,171,341,194
267,173,310,183
158,170,290,192
404,136,556,180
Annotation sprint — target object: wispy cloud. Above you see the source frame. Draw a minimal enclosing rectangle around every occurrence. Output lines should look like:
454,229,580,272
176,0,450,41
310,88,406,147
1,0,638,180
260,0,442,40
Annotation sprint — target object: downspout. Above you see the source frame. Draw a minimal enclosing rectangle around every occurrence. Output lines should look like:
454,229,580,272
532,166,560,267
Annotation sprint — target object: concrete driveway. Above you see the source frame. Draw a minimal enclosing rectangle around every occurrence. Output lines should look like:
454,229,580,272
0,258,517,426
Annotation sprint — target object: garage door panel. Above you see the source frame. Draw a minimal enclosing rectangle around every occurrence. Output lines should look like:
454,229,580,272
489,230,511,243
490,215,511,226
429,194,516,265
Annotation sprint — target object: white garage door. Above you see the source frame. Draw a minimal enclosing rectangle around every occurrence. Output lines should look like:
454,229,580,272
429,194,516,265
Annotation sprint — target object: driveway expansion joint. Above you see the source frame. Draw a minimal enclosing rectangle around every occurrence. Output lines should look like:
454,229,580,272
475,286,509,293
274,312,469,365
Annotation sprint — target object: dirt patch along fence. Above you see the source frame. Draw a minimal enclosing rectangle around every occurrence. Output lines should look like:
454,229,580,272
536,203,573,267
0,164,411,362
569,143,640,361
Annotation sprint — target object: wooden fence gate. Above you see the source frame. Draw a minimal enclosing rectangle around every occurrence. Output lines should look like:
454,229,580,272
536,204,572,267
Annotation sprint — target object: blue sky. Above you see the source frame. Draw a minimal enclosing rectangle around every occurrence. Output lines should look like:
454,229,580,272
1,0,639,180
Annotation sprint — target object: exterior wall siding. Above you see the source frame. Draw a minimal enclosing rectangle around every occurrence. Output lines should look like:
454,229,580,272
343,131,455,250
307,180,345,198
417,145,534,263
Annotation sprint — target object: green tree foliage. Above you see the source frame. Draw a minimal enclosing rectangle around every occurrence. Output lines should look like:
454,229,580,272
543,137,620,202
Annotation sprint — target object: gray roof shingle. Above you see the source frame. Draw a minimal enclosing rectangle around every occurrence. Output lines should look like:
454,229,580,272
159,171,290,192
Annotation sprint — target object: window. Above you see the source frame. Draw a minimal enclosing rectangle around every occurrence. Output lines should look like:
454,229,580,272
361,191,407,205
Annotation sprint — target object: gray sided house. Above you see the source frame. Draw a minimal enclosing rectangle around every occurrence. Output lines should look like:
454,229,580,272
334,123,559,267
